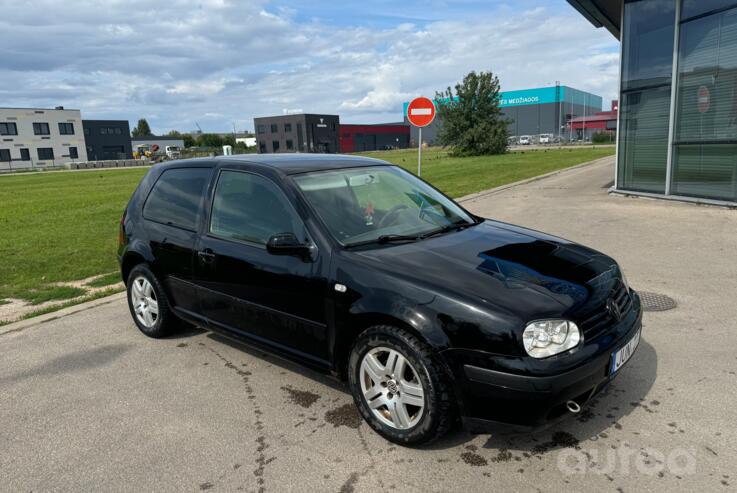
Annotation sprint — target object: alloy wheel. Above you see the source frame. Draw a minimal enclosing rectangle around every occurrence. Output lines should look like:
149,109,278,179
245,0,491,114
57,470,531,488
359,346,425,429
130,276,159,328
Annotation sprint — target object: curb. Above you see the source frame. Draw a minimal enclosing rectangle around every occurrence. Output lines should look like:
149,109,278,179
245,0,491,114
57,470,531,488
0,291,127,336
457,155,615,204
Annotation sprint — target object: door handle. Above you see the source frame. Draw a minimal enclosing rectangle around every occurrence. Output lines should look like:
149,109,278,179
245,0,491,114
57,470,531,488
197,249,216,263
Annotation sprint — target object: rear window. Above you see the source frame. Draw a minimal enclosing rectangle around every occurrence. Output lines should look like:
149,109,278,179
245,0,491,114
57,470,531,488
143,168,211,230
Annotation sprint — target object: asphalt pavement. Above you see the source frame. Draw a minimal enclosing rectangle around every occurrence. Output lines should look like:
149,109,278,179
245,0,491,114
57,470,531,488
2,156,736,492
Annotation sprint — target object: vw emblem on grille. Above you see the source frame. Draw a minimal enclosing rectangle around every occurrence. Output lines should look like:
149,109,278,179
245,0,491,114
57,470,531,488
607,298,622,321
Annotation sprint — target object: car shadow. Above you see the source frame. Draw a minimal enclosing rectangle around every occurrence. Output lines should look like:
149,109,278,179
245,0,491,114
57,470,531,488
205,331,350,394
186,325,656,453
424,338,658,451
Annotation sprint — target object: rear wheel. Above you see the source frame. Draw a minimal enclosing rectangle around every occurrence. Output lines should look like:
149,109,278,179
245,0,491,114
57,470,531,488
126,264,177,338
348,325,454,445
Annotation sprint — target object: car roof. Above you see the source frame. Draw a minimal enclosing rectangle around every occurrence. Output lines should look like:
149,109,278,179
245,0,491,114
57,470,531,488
155,153,391,175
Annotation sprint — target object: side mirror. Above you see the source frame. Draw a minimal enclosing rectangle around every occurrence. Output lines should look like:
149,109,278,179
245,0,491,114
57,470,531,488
266,233,311,257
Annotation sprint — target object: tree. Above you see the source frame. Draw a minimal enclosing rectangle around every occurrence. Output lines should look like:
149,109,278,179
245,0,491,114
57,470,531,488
435,71,509,156
196,133,224,148
183,134,195,148
131,118,152,138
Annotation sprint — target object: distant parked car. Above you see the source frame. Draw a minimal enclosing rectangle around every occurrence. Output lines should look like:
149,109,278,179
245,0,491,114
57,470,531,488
519,135,531,145
539,134,554,144
118,154,642,445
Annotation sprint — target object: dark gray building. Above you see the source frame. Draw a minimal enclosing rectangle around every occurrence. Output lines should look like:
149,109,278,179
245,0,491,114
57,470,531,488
569,0,737,205
403,85,603,145
83,120,133,160
254,114,339,154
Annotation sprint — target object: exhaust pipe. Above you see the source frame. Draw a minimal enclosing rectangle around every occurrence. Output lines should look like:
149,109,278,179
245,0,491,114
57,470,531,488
566,400,581,414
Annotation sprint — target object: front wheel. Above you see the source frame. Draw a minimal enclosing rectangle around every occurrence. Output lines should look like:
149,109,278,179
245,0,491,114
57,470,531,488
348,326,455,445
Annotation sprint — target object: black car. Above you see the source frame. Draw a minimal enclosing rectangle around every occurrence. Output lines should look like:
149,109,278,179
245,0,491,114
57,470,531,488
118,154,642,445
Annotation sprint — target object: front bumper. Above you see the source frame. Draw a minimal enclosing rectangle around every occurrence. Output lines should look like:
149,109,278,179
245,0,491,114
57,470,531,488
441,292,643,433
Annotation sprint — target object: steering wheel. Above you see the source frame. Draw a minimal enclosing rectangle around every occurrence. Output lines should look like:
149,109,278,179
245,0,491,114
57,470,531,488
377,204,409,229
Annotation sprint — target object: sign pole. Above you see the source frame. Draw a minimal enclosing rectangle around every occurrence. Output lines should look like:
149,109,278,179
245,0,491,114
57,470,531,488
406,96,436,177
417,127,422,176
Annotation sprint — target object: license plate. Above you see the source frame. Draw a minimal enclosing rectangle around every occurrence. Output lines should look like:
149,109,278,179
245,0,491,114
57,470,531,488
610,328,640,375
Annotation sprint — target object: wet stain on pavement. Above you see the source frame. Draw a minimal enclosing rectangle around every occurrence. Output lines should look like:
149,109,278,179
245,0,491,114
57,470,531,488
325,403,362,429
490,448,513,463
531,431,580,455
461,451,488,466
177,342,188,348
340,472,360,493
199,482,214,490
203,344,276,493
281,385,321,408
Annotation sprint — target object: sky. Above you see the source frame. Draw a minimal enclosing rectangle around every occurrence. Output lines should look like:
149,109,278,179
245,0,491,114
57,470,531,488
0,0,620,134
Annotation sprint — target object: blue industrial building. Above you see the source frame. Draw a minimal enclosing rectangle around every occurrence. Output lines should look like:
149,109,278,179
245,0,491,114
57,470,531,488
403,84,604,145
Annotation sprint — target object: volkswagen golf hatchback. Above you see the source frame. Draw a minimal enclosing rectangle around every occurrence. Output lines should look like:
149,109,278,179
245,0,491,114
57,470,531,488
119,154,642,445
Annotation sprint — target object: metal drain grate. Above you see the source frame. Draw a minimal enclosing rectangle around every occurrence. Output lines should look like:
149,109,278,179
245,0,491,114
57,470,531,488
639,292,677,312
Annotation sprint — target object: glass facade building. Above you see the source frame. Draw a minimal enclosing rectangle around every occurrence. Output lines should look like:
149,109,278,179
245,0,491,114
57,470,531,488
570,0,737,204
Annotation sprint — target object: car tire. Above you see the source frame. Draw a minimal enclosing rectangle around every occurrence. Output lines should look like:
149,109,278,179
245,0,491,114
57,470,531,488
126,263,176,338
348,325,455,445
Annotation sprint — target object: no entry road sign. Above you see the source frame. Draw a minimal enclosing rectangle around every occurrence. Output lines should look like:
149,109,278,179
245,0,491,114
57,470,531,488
698,85,710,114
407,97,436,127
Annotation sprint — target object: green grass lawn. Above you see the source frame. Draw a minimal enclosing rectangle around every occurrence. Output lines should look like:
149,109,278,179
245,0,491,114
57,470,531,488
358,146,614,198
0,146,613,309
0,168,148,304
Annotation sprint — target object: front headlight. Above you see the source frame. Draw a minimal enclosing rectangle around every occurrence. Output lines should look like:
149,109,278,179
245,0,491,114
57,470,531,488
522,320,581,358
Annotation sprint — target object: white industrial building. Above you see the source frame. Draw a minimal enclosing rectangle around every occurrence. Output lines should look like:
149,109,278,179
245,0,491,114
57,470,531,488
0,107,88,170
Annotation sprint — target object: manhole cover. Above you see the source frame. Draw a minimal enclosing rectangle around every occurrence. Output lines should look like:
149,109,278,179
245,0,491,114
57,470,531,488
639,292,677,312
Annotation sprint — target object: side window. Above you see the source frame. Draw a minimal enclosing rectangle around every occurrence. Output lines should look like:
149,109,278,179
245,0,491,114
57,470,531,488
143,168,211,230
210,171,302,245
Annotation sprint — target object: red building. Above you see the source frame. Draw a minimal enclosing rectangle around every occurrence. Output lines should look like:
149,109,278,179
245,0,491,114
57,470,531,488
569,101,618,140
339,123,410,153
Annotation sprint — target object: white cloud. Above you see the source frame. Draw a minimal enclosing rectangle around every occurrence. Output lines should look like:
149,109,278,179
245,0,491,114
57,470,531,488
0,0,619,132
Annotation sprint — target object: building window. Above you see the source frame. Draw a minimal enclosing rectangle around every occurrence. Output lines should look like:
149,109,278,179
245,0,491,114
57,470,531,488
33,122,50,135
617,0,676,194
259,141,266,153
671,4,737,202
286,139,294,150
270,124,278,133
69,147,78,159
284,123,292,133
0,122,18,136
257,125,266,134
620,0,676,90
0,149,10,162
272,140,280,152
58,122,75,135
84,127,90,136
37,147,54,160
20,148,30,161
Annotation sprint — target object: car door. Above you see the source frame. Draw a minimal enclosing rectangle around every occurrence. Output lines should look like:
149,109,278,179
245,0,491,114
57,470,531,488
141,166,212,314
194,167,330,364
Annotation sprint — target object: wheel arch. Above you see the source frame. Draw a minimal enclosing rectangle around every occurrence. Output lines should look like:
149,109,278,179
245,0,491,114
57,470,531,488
333,309,451,381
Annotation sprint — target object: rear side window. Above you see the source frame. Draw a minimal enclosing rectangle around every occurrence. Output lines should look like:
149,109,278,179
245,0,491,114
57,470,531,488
143,168,211,230
210,170,302,245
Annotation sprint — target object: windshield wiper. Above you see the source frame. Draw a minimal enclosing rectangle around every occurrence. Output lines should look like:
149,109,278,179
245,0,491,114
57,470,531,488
418,221,473,240
377,234,422,244
344,221,475,249
344,234,422,249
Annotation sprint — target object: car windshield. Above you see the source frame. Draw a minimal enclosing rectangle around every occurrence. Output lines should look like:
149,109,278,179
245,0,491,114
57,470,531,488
293,166,475,247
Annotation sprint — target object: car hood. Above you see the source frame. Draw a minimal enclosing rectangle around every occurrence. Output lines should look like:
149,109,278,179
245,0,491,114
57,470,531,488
352,220,621,323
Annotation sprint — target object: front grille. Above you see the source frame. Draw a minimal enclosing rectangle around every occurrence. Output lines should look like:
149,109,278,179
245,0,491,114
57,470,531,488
579,281,631,340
